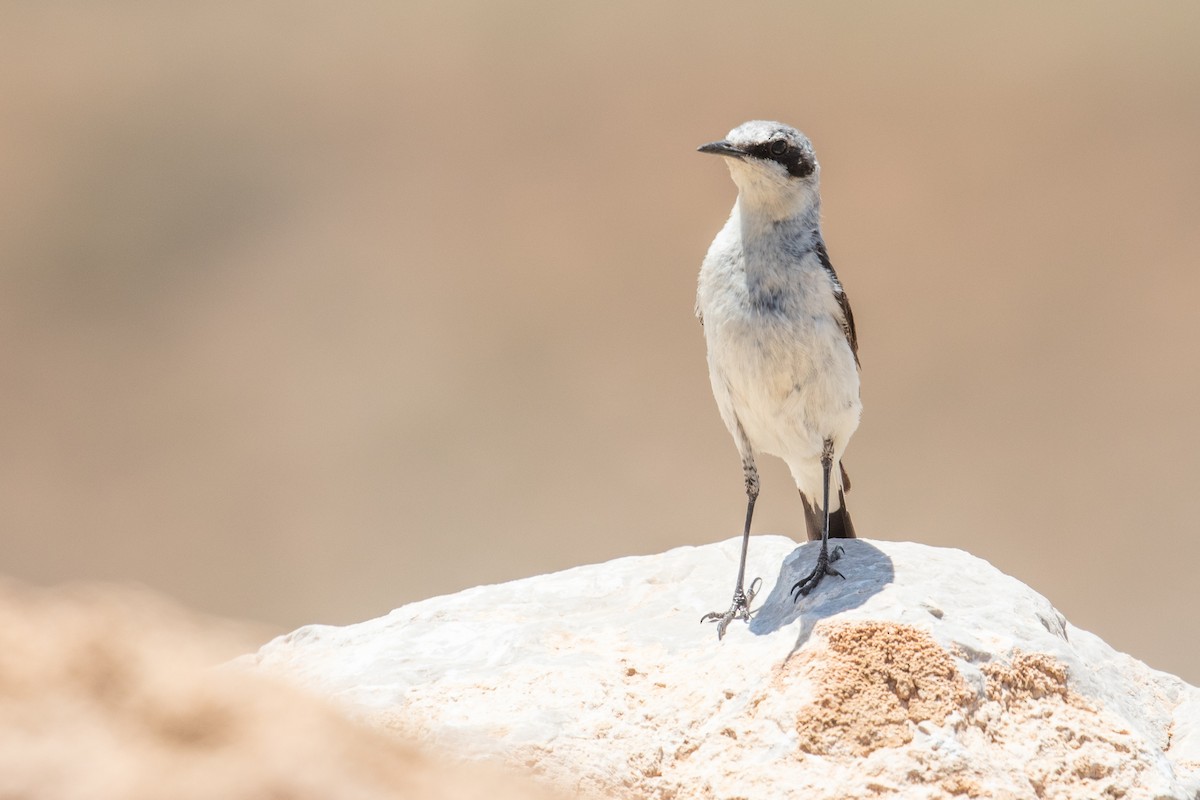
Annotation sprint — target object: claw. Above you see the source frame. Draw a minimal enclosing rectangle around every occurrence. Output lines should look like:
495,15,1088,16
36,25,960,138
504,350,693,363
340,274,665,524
746,576,763,606
790,547,845,602
701,578,761,640
700,605,743,640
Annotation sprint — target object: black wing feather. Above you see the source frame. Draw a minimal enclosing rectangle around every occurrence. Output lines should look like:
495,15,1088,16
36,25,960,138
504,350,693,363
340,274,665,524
813,237,859,367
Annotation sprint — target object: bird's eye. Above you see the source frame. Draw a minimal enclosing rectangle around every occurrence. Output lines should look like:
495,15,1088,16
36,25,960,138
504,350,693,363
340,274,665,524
769,140,789,156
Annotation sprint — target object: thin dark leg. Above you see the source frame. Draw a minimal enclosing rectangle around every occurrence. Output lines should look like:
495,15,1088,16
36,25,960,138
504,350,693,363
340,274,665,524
790,440,846,601
732,464,758,602
821,447,831,547
701,459,762,638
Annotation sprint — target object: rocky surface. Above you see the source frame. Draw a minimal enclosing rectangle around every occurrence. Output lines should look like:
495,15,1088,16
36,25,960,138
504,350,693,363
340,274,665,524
248,537,1200,799
0,580,563,800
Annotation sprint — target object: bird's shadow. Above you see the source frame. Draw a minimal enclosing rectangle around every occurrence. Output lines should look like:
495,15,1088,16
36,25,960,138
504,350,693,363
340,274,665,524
748,539,894,658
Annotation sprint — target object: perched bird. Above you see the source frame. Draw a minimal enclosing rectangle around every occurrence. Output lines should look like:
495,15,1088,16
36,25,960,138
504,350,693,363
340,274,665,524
696,120,861,638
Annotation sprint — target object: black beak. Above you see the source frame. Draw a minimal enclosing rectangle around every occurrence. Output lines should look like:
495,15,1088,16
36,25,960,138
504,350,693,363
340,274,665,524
697,140,746,159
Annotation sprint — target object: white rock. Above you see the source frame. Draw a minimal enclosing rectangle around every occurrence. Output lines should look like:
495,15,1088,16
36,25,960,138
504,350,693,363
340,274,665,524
246,538,1200,799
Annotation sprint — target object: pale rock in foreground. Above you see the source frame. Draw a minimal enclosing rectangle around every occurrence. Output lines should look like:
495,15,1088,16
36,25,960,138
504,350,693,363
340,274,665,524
248,538,1200,799
0,580,563,800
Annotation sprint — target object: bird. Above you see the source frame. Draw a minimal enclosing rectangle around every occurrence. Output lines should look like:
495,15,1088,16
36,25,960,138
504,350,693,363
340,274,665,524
695,120,862,639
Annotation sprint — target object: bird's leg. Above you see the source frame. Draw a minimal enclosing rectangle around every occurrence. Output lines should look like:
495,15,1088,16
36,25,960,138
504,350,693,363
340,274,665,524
701,458,761,639
790,439,846,601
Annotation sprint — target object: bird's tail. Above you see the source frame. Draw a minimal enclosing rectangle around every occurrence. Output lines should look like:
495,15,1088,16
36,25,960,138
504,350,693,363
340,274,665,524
800,463,856,541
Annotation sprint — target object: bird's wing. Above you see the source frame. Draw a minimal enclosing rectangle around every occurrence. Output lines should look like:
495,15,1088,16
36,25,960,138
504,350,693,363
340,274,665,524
836,290,859,367
814,238,859,367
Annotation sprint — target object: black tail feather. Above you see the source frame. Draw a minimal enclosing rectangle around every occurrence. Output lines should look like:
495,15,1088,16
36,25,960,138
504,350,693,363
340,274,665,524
800,489,856,541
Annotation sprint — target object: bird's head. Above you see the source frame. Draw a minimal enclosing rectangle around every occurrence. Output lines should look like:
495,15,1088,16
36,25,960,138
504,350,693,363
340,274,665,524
698,120,820,219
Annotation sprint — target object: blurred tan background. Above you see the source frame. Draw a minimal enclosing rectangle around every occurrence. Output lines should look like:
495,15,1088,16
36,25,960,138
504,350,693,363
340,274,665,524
2,2,1197,683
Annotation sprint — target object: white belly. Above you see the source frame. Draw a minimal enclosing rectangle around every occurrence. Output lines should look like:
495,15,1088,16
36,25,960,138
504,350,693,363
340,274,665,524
696,211,862,497
706,311,861,468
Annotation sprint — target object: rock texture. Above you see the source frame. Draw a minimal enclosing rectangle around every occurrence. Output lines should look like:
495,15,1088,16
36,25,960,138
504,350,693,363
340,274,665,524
248,538,1200,799
0,579,564,800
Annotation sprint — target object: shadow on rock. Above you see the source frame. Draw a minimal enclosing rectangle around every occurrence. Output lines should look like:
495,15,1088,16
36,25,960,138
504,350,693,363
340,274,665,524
748,539,894,655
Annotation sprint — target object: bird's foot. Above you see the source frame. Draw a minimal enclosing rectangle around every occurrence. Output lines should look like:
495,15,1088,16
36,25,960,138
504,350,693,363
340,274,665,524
701,577,763,640
789,544,846,602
